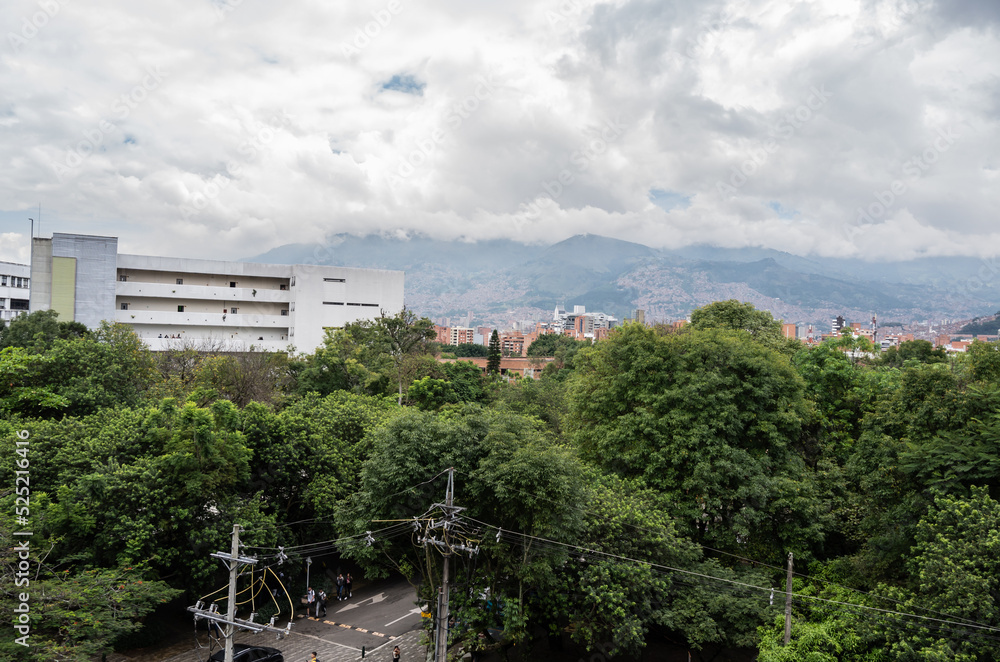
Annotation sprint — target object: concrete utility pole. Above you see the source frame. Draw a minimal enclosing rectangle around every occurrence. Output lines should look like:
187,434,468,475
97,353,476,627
224,523,240,662
417,468,468,662
187,524,293,662
438,470,456,662
783,552,794,646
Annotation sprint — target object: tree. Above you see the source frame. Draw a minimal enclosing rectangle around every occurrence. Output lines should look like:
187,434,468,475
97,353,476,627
487,330,501,374
194,350,292,407
377,307,437,404
879,487,1000,661
689,300,784,345
0,309,62,351
568,323,811,555
336,406,587,649
454,342,488,357
879,340,947,368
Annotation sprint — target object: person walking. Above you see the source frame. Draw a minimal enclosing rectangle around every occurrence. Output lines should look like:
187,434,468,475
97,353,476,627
308,652,319,662
392,645,401,661
306,586,315,615
336,573,345,601
345,573,353,599
316,589,327,617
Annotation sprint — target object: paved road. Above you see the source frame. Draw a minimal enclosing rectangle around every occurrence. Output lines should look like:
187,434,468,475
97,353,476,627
164,576,428,662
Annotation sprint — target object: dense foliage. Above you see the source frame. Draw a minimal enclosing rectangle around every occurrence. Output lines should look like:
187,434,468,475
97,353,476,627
3,302,1000,661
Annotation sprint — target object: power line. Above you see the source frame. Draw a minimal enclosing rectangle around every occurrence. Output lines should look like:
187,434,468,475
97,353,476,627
468,517,1000,638
448,467,989,629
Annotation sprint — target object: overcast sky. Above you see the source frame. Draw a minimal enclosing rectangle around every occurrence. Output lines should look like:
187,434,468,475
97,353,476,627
1,0,997,264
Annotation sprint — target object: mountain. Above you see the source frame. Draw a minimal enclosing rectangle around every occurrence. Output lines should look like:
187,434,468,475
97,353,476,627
247,234,1000,330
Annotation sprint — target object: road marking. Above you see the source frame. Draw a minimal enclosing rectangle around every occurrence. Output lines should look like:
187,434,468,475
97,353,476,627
336,592,386,613
385,608,422,627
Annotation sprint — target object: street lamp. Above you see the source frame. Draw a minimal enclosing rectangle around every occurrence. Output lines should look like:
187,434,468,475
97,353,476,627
305,557,312,590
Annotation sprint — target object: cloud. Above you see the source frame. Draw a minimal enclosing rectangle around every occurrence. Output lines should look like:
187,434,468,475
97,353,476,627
0,0,997,264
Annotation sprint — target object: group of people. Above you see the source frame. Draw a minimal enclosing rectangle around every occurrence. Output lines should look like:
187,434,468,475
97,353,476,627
305,572,353,619
157,333,181,338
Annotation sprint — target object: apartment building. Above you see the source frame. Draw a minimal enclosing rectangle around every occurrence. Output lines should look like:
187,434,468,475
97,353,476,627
29,233,404,353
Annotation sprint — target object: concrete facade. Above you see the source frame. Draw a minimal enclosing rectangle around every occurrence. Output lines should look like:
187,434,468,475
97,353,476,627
29,233,405,353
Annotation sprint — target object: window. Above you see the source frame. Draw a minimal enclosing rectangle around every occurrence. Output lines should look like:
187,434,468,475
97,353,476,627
120,303,130,310
1,276,6,285
119,275,127,282
323,277,346,282
230,281,236,288
13,278,20,288
177,305,185,312
322,301,344,306
230,307,238,314
280,309,288,316
279,284,288,291
176,278,183,285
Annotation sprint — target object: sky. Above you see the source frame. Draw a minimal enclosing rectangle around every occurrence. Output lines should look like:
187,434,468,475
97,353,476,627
1,0,998,264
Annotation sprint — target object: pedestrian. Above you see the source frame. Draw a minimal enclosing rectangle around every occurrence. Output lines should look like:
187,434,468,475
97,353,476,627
306,586,315,613
316,589,327,617
346,573,353,599
392,645,401,661
336,573,345,601
309,652,319,662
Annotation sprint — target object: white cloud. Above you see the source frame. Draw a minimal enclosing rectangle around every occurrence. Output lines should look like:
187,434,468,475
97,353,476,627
0,0,998,263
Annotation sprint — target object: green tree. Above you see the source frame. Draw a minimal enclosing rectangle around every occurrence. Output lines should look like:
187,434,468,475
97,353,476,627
0,309,62,351
568,324,811,555
337,406,586,648
879,340,947,368
965,339,1000,383
689,299,787,347
454,342,488,357
880,487,1000,661
487,330,501,374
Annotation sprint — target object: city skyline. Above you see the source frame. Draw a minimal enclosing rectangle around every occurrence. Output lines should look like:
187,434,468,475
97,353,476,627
1,0,998,265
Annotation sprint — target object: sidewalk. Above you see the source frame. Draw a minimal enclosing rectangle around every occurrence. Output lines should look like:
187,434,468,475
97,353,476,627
159,627,426,662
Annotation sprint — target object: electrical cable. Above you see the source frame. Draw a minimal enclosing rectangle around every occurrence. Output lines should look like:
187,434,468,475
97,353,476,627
468,517,1000,637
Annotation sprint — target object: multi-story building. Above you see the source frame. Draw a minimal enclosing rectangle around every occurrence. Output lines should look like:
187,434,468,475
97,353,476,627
450,326,475,346
29,233,404,353
0,260,31,323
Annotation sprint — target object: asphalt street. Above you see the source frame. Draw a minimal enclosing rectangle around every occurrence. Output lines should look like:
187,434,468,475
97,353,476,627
164,576,427,662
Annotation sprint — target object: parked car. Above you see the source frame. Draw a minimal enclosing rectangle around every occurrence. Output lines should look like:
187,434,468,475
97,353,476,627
207,643,283,662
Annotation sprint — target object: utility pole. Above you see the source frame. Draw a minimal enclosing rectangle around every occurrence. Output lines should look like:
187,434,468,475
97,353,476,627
417,468,473,662
188,524,293,662
783,552,794,645
224,523,240,662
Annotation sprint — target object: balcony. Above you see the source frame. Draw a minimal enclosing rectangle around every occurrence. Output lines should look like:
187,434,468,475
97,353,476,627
116,310,292,328
116,281,291,303
138,337,291,353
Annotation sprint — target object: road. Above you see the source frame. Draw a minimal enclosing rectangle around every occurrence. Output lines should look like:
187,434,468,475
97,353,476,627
162,576,427,662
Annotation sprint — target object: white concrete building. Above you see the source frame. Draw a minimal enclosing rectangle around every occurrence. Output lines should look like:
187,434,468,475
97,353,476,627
0,260,31,323
30,233,405,353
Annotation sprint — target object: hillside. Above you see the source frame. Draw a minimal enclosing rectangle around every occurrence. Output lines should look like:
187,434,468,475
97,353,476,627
249,234,1000,329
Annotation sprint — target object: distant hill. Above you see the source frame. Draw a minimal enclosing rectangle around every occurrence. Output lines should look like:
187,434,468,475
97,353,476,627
958,313,1000,336
247,234,1000,329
